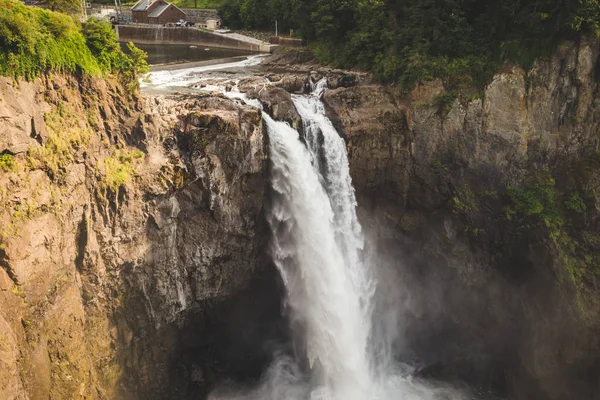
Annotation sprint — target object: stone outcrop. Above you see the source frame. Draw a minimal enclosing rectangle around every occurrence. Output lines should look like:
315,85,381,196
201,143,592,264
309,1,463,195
0,78,50,154
0,76,273,399
257,87,303,132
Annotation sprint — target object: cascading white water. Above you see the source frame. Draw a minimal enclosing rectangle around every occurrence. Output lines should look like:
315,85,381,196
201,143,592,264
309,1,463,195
245,80,468,400
158,72,474,400
264,90,373,399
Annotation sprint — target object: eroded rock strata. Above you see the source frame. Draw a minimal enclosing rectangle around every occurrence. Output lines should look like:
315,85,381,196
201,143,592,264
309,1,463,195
322,38,600,400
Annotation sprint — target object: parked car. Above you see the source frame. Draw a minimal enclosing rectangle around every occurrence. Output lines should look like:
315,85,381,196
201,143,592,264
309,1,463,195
175,19,195,27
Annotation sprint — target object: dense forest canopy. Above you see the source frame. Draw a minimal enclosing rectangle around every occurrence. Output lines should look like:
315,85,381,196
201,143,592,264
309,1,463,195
218,0,600,88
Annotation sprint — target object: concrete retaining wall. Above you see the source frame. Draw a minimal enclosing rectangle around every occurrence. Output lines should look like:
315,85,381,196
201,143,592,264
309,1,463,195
269,36,305,47
116,26,274,52
181,8,219,24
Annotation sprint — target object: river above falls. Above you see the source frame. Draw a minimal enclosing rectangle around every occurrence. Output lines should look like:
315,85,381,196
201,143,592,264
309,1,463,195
120,42,257,66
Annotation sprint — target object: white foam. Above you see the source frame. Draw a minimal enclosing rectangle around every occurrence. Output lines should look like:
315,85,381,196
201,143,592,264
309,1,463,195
141,54,266,89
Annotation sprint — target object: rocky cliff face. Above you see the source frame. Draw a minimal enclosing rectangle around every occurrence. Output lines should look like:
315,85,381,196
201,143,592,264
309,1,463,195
320,37,600,400
0,75,277,399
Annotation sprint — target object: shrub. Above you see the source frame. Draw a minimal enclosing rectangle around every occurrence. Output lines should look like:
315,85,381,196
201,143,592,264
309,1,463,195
0,0,101,79
505,177,563,239
565,192,587,214
0,154,15,172
82,19,149,91
0,1,148,85
120,42,150,92
102,149,144,191
82,17,128,72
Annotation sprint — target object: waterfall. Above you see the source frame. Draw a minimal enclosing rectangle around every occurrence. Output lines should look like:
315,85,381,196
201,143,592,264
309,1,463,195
202,78,472,400
252,81,466,400
264,99,372,399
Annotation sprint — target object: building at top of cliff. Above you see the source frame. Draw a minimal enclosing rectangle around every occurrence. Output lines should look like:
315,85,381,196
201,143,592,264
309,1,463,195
131,0,186,25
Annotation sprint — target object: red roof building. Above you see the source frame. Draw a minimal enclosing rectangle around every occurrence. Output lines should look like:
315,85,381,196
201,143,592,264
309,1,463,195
131,0,186,25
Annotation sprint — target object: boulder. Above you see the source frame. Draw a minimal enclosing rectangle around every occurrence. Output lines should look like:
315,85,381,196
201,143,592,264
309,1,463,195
258,87,303,132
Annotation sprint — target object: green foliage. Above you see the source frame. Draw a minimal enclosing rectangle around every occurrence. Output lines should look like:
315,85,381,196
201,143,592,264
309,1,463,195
218,0,306,32
172,167,185,190
431,160,448,174
82,20,149,91
27,104,92,182
170,0,224,8
0,1,148,86
505,177,562,239
102,149,144,191
0,154,15,172
434,93,457,116
565,191,587,214
452,184,478,214
82,18,127,72
218,0,244,27
121,42,150,92
217,0,600,89
0,0,101,79
41,0,81,13
569,0,600,34
502,176,600,285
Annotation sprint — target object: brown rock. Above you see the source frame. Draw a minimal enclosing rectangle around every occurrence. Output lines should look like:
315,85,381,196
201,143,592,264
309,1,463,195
258,87,303,132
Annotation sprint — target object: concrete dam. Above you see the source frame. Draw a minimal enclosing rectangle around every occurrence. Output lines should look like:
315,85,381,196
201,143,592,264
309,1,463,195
116,25,276,53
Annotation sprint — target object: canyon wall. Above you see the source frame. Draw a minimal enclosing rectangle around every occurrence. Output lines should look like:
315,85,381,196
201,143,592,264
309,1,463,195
0,75,276,399
320,37,600,400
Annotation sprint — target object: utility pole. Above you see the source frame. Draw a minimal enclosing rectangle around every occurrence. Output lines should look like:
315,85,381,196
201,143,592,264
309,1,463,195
80,0,88,22
275,20,278,37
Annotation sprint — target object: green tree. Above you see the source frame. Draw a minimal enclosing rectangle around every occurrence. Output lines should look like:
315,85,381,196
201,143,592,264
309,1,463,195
42,0,81,13
215,0,600,88
218,0,244,27
121,42,149,92
83,18,126,71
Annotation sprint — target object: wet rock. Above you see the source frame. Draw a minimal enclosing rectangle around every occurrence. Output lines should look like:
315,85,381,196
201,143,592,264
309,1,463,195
272,74,310,94
258,87,303,132
238,76,268,98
